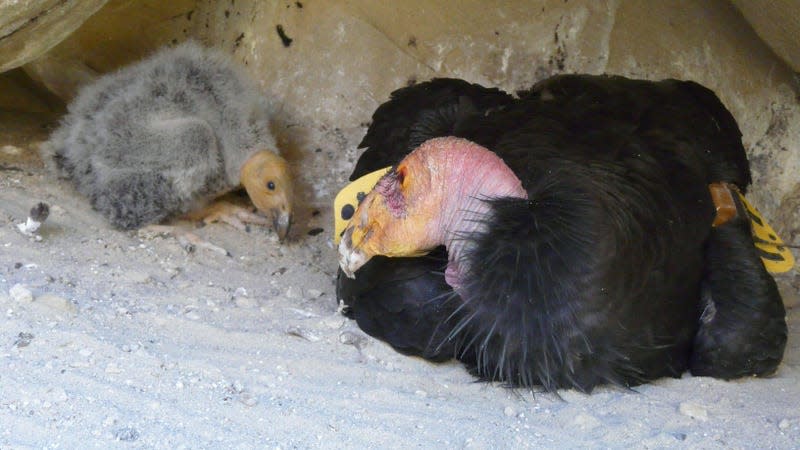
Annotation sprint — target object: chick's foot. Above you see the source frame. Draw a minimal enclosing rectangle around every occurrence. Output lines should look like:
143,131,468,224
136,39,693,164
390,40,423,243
138,225,231,257
185,201,270,232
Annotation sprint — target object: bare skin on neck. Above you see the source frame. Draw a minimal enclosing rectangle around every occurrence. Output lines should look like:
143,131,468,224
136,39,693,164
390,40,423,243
338,137,527,289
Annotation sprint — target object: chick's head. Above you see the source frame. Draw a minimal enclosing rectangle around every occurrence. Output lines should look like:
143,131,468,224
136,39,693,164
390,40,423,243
241,150,293,240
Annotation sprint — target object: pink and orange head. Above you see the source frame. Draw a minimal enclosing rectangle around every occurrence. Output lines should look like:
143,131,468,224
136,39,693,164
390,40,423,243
338,142,452,277
338,136,527,278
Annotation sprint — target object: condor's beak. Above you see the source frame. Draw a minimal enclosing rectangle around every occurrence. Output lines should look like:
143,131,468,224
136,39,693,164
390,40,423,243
338,224,373,278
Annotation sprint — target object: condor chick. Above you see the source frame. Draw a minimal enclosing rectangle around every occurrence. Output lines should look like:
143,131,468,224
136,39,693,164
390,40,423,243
44,41,292,238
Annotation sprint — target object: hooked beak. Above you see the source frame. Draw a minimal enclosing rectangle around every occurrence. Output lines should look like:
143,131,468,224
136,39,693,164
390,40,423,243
338,225,372,278
272,209,292,241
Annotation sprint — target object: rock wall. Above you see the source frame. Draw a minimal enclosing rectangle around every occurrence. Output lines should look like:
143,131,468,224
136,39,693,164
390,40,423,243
2,0,799,247
0,0,108,74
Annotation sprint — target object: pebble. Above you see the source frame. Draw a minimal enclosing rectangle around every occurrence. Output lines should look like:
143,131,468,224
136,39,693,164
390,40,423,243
1,144,22,155
121,343,140,353
47,387,68,403
504,406,516,417
239,392,259,407
321,315,345,329
339,331,367,349
571,412,601,429
286,326,321,342
778,418,795,430
124,271,152,284
234,296,257,308
9,284,33,303
307,289,323,298
103,415,118,427
36,294,78,315
14,332,34,348
234,287,248,297
113,427,140,442
679,402,709,421
232,381,244,393
286,286,302,299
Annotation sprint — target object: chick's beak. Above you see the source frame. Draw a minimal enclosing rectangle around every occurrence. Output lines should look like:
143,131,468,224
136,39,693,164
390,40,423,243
272,209,292,241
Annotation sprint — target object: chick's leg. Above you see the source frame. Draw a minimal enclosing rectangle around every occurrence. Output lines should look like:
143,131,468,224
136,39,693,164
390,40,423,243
138,225,231,257
138,201,270,257
184,200,271,232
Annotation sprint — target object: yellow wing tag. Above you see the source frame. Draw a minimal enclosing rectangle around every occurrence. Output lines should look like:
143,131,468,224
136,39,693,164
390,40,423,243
735,191,795,273
333,167,392,245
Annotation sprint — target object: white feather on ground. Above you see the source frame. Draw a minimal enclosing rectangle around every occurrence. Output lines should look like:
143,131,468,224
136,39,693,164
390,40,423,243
42,41,279,230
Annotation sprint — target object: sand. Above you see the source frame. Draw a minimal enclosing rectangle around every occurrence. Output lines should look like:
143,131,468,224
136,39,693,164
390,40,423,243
1,119,798,450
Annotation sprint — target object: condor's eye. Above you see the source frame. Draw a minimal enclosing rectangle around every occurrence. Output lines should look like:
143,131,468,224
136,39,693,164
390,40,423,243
396,167,406,185
267,181,276,191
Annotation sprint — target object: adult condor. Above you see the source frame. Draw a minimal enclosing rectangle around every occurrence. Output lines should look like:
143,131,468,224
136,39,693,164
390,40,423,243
335,75,788,393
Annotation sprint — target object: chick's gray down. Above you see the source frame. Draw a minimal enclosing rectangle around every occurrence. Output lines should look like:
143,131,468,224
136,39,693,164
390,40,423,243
44,41,279,230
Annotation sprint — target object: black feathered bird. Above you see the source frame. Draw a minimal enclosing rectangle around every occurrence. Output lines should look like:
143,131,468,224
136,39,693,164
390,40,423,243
336,75,787,392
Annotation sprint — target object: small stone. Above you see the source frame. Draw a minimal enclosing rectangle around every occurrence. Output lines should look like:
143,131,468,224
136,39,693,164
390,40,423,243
231,381,244,393
504,406,516,417
414,390,428,398
679,402,708,421
307,289,323,298
285,286,302,299
79,348,93,357
571,412,601,429
339,331,367,349
114,427,140,442
234,296,257,308
778,418,793,430
47,387,68,403
239,392,258,407
10,284,33,303
14,332,34,348
124,271,151,284
286,326,320,342
37,294,78,314
234,287,248,297
1,145,22,155
321,315,345,329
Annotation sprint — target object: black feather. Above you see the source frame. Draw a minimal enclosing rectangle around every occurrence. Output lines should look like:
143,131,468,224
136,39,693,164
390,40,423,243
352,78,513,179
691,194,786,378
336,75,786,392
336,247,460,361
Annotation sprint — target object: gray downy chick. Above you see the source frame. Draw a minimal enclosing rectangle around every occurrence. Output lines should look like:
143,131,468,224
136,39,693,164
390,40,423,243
43,41,292,238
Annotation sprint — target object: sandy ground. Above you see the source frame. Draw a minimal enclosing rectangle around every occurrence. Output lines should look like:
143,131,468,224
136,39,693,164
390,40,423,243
1,113,799,450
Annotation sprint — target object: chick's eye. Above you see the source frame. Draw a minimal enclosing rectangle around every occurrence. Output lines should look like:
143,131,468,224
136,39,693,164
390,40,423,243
267,181,276,191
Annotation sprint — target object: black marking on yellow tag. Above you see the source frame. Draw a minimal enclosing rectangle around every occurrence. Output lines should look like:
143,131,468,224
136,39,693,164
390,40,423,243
735,191,795,273
333,167,392,245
